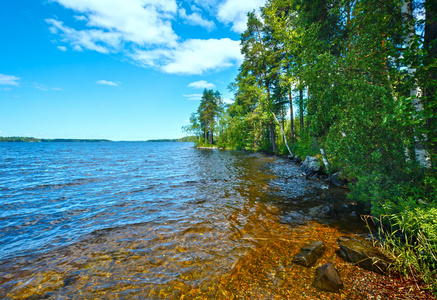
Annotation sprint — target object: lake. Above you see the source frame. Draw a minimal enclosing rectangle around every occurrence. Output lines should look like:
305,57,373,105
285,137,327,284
0,142,367,298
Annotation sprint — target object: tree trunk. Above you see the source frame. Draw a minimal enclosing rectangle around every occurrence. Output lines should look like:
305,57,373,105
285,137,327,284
270,122,276,154
209,129,214,144
424,0,437,168
289,86,294,141
299,86,304,133
272,111,293,156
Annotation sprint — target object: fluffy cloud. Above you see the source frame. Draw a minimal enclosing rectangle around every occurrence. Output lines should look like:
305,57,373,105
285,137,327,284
164,38,242,74
47,0,249,74
178,7,215,30
74,15,87,21
217,0,265,32
57,46,67,51
0,74,20,86
131,38,242,75
47,19,122,54
183,93,203,101
96,80,119,86
50,0,178,47
188,80,215,89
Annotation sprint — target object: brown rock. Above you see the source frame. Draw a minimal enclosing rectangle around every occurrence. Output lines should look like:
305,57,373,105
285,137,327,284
293,241,325,267
313,263,344,292
337,236,390,274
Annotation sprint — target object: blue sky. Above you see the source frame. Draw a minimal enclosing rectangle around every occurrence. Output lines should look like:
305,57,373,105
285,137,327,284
0,0,265,140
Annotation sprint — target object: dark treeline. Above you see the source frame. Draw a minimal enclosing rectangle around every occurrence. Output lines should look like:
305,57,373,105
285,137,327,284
146,136,198,142
184,0,437,292
0,137,111,142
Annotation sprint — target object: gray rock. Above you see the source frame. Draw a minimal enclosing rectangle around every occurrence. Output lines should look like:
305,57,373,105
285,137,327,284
313,263,343,292
301,156,322,175
329,172,348,187
280,211,307,225
337,236,390,274
308,204,333,218
293,241,325,267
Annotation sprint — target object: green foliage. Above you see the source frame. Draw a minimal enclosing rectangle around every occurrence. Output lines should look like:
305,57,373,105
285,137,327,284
0,136,41,142
182,89,223,144
380,207,437,293
177,136,199,143
0,137,111,142
183,5,437,293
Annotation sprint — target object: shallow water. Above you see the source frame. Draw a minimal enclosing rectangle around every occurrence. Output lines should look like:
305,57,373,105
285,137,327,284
0,142,367,298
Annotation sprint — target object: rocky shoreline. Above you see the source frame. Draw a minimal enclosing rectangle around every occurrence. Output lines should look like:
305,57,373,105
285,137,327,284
193,147,435,298
288,153,435,298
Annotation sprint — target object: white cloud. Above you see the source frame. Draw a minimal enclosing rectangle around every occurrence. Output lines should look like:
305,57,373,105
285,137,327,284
132,38,242,75
50,0,178,47
47,0,245,75
47,19,122,54
217,0,265,32
96,80,119,86
33,83,49,91
190,0,219,11
183,93,203,101
74,15,87,21
57,45,67,51
178,7,215,30
188,80,215,89
163,38,242,74
32,83,64,91
0,74,20,86
73,45,83,52
223,97,234,104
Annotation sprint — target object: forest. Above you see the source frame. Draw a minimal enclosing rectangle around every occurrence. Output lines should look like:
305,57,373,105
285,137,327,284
184,0,437,292
0,137,111,142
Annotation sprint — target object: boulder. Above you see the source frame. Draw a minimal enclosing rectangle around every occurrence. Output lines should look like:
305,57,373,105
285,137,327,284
329,172,348,187
293,241,325,267
301,156,322,175
337,236,390,274
313,263,343,292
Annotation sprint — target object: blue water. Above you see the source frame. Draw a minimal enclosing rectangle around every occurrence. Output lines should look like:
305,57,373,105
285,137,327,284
0,142,204,260
0,142,363,298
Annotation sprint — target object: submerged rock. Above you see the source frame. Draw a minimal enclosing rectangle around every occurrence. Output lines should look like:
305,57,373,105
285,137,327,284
301,156,323,175
313,263,343,292
293,241,325,267
308,205,333,218
280,211,307,225
337,236,390,274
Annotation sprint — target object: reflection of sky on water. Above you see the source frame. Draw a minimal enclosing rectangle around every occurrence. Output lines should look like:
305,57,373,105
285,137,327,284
0,143,366,298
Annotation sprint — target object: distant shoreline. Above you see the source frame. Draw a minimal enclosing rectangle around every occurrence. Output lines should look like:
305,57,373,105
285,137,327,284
0,137,111,143
0,136,197,143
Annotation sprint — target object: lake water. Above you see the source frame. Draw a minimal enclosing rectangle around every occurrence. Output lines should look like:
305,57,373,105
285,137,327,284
0,142,367,298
